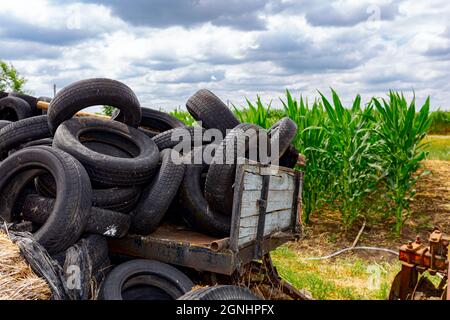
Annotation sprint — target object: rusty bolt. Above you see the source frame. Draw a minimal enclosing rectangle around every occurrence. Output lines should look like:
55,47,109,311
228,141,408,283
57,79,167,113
415,236,421,244
407,241,413,249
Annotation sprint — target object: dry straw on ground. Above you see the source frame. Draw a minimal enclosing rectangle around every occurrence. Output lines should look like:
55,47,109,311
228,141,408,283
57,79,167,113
0,230,51,300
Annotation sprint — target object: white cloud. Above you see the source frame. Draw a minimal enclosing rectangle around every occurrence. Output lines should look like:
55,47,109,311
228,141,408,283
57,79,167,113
1,0,448,110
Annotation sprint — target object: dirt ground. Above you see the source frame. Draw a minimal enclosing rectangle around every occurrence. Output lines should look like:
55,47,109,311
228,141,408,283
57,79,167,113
291,160,450,262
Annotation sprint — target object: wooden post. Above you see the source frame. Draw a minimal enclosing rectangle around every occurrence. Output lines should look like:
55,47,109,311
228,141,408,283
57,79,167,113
36,101,110,120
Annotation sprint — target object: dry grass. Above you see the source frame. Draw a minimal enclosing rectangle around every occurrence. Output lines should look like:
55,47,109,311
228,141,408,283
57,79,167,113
0,231,51,300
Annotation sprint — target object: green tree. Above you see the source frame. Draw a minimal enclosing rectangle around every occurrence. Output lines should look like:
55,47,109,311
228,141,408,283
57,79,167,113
0,60,27,93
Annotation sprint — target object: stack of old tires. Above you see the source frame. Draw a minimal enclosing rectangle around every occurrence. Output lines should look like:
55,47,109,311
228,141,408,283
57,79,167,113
0,79,298,300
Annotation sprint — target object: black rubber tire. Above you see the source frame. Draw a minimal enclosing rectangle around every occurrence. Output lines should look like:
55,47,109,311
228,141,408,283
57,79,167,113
138,127,158,138
0,146,91,254
83,141,132,158
47,78,141,133
0,96,33,121
0,120,11,130
152,126,208,151
53,117,160,187
8,92,38,115
205,123,262,216
114,107,185,134
0,115,51,160
0,168,46,222
267,117,298,163
279,144,299,169
180,146,230,236
131,149,185,235
121,279,173,300
0,91,8,99
99,259,194,300
35,174,141,213
22,195,131,238
186,89,240,135
20,138,54,149
178,285,260,300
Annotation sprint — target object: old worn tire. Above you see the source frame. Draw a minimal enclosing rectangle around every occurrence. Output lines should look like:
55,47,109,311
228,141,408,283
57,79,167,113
268,117,298,162
186,89,240,135
0,120,11,130
180,146,230,236
0,115,51,160
152,126,207,151
178,285,260,300
20,138,54,149
35,174,141,213
0,146,91,254
205,123,262,216
53,117,159,187
279,144,299,168
47,78,141,133
0,96,33,121
0,169,46,222
131,149,185,235
99,259,194,300
114,107,185,134
22,194,131,238
8,92,38,115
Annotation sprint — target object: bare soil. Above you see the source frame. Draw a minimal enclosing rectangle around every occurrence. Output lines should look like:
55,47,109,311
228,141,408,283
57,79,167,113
291,160,450,262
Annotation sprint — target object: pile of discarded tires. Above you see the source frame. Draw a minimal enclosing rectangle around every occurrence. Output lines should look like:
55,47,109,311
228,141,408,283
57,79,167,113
0,79,298,300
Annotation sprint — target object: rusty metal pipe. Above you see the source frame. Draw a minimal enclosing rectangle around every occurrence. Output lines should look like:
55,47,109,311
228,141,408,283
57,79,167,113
210,238,230,252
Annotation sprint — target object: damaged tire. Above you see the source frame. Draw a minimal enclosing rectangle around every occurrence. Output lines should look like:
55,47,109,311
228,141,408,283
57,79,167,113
0,146,91,254
180,146,230,236
8,92,38,115
99,259,194,300
0,96,33,121
47,78,142,133
186,89,240,135
0,116,51,159
22,194,131,238
35,174,141,213
131,149,185,235
205,123,262,216
152,126,207,151
53,117,159,187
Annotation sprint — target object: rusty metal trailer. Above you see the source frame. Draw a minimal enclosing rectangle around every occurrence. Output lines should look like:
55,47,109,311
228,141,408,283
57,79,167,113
109,162,308,299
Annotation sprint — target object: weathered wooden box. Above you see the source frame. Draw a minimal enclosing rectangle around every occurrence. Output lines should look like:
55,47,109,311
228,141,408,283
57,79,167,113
109,162,303,275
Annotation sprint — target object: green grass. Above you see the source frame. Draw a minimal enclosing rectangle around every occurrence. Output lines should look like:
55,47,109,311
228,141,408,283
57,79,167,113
423,135,450,160
271,245,400,300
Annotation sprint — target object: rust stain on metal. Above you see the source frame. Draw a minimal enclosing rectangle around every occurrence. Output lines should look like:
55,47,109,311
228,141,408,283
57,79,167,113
390,228,449,300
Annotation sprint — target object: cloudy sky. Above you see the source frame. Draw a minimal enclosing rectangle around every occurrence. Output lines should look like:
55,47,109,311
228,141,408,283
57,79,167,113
0,0,449,110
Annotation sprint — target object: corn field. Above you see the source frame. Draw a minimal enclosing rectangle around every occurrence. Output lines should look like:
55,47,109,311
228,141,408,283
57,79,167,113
106,89,432,234
231,90,432,234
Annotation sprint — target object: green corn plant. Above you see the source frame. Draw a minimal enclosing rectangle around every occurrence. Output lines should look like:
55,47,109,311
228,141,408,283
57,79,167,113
169,108,196,126
281,90,332,222
319,90,383,228
372,92,431,234
233,96,272,129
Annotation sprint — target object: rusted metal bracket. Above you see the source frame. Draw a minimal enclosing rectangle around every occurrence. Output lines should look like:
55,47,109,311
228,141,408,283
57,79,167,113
262,253,313,300
254,174,270,260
